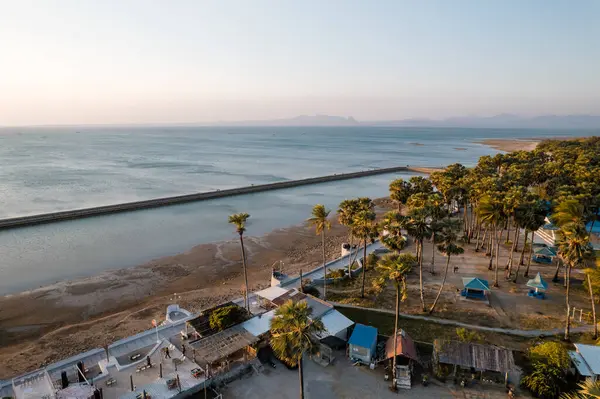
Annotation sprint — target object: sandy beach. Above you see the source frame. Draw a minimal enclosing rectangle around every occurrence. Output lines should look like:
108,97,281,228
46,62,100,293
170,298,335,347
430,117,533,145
477,138,540,152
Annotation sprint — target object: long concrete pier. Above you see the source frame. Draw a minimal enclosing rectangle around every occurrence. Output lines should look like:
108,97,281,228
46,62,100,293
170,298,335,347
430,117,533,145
0,165,440,230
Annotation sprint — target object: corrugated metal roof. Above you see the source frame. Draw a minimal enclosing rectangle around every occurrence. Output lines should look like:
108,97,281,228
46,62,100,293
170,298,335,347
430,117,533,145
385,330,418,361
574,344,600,375
255,286,290,301
569,351,594,377
434,340,514,373
319,309,354,337
241,310,275,337
348,324,377,348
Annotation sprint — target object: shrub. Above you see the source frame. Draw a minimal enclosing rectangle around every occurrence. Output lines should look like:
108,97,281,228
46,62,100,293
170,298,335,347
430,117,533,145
521,342,570,398
209,305,246,331
302,285,320,298
366,253,380,270
325,269,345,279
455,327,483,343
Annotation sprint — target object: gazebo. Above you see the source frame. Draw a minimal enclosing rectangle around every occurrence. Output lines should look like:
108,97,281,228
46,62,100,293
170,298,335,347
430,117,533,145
461,278,490,302
527,272,548,299
532,246,557,264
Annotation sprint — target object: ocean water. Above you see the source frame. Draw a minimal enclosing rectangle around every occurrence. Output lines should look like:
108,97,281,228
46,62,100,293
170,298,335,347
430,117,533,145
0,126,595,294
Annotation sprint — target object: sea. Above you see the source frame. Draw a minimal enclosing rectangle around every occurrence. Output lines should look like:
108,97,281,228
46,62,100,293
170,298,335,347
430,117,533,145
0,126,596,294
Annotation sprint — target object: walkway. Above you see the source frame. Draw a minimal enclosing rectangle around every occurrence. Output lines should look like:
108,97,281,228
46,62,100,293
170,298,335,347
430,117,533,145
331,302,594,337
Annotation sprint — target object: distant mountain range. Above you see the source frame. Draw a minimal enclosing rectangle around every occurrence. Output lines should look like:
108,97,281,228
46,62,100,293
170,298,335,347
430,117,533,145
217,114,600,129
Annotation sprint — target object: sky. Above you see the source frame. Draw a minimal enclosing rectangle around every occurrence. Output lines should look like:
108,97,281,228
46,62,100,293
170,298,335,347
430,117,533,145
1,0,599,125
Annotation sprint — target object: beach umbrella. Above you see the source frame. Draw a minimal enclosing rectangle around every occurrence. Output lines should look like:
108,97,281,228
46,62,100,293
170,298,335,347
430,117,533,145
527,272,548,293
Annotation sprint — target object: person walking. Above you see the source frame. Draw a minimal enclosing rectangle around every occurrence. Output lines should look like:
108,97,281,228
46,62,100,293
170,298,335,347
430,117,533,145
164,347,171,359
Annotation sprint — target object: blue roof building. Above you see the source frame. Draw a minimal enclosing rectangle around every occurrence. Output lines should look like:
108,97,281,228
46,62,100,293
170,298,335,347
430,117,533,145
348,324,378,364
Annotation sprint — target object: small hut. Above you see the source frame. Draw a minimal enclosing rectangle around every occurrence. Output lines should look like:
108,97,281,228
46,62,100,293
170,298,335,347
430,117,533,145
460,278,490,302
384,330,418,389
527,272,548,299
348,324,377,365
532,246,557,264
433,340,515,385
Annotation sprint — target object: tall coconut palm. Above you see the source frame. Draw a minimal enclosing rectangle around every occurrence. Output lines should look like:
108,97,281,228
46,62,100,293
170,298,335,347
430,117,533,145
477,195,505,287
379,211,407,253
375,253,415,388
583,266,600,339
353,208,378,298
228,212,250,310
270,300,325,399
389,179,412,213
307,204,331,300
337,198,372,277
403,208,432,311
507,203,527,279
556,223,593,341
426,193,447,274
429,219,464,314
523,202,549,278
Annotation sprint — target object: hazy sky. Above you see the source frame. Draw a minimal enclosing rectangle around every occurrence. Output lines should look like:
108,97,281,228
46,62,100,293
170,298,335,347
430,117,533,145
1,0,599,125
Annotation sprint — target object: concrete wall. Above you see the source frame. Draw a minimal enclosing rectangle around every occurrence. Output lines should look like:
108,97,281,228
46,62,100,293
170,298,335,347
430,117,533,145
0,165,425,230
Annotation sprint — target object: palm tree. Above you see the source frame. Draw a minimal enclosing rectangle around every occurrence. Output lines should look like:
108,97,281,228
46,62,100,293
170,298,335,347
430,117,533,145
429,220,464,314
557,223,593,341
228,212,250,310
507,203,527,279
379,211,407,253
584,266,600,339
403,208,432,311
389,179,411,213
338,198,372,277
560,379,600,399
270,300,325,399
522,202,549,278
353,208,378,298
375,253,415,389
307,204,331,300
477,195,505,287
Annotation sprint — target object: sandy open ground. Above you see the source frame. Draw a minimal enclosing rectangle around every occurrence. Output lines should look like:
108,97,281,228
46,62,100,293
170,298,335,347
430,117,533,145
477,139,539,152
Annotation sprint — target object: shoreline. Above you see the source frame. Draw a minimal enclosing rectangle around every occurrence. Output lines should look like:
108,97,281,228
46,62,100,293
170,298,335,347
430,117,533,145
476,138,540,152
0,198,393,378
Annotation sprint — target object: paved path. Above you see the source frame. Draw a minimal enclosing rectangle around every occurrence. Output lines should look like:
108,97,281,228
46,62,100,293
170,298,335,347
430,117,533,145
331,302,594,337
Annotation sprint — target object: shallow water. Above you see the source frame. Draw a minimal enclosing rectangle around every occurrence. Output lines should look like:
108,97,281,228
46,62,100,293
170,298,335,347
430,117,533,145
0,126,595,294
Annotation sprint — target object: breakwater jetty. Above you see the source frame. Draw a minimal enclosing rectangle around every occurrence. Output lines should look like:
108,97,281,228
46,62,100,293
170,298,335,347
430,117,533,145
0,165,441,230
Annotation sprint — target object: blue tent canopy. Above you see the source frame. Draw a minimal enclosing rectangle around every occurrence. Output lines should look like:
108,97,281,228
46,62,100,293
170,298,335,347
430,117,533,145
527,272,548,291
462,278,490,292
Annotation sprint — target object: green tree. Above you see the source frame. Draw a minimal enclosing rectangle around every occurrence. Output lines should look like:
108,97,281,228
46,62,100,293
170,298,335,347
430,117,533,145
228,212,251,310
375,253,415,388
583,266,600,339
523,200,550,278
522,342,570,399
429,220,464,314
379,211,407,253
352,203,378,298
556,223,594,340
338,198,373,277
477,195,506,287
270,300,325,399
389,178,411,213
403,207,432,311
307,204,331,300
